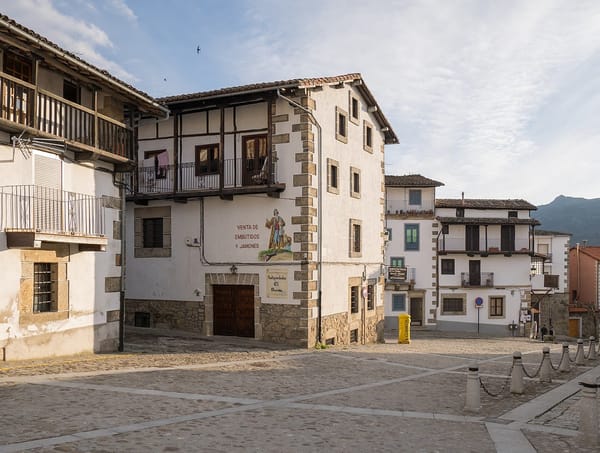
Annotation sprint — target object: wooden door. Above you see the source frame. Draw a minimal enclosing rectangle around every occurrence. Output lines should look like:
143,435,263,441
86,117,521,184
409,297,423,326
213,285,255,337
469,260,481,286
242,135,267,186
568,318,580,338
465,225,480,251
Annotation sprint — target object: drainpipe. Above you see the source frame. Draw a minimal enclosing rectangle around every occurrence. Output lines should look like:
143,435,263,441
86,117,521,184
435,221,444,326
276,89,323,344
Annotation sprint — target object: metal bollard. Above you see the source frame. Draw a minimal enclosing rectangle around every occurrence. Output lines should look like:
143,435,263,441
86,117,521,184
558,343,570,372
540,347,552,383
464,365,481,412
578,379,600,447
575,338,586,365
510,352,524,394
589,337,597,361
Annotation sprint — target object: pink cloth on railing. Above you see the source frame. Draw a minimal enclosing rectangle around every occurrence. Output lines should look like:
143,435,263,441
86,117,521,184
157,151,169,168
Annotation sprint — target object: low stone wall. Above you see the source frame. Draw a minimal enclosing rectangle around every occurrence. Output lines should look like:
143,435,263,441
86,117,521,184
125,299,205,332
261,303,308,347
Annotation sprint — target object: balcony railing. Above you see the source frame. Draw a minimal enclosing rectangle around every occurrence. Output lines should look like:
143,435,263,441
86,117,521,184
438,237,531,254
386,199,435,215
1,72,133,159
461,272,494,287
127,158,279,195
0,185,105,237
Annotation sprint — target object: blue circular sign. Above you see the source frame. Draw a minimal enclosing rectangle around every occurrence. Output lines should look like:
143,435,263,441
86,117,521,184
475,297,484,307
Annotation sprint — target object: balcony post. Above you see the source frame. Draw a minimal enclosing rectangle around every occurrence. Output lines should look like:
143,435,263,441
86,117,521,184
267,97,273,186
173,111,179,193
33,58,40,129
93,90,99,149
219,105,224,193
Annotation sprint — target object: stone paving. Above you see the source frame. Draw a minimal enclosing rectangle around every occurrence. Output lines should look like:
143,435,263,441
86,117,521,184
0,329,599,452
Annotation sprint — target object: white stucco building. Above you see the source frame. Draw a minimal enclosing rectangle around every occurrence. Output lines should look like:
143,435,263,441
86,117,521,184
383,174,444,329
435,198,539,335
0,15,167,360
125,74,398,347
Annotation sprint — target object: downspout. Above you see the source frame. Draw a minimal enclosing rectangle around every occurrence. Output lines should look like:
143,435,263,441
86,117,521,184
276,89,323,344
435,221,444,327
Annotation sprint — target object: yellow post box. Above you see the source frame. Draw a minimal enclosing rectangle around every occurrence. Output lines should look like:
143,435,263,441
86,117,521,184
398,313,411,344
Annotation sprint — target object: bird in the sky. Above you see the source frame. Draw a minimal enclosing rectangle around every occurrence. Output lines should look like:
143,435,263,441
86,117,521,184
196,46,201,54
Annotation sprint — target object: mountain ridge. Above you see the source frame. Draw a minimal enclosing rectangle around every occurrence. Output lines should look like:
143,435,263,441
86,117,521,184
535,195,600,246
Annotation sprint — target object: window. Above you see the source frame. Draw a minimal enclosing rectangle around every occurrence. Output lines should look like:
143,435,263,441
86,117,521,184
392,294,406,311
363,120,373,152
442,224,449,234
465,225,480,251
350,166,361,198
489,296,504,318
508,211,518,218
242,134,268,185
409,189,422,206
350,286,359,313
349,94,360,124
143,150,168,180
195,144,220,175
456,207,464,217
405,224,419,250
501,225,515,252
544,274,559,288
143,218,163,248
327,158,339,194
367,284,375,310
390,256,405,267
63,80,80,104
350,328,359,343
385,228,392,241
335,107,348,143
33,263,56,313
441,259,455,275
441,295,466,315
349,219,362,257
3,50,32,83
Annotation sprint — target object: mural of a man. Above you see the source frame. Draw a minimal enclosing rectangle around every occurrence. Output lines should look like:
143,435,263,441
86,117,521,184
265,209,285,249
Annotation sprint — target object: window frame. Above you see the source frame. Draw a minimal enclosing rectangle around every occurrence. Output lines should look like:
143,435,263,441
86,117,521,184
367,284,375,310
335,107,348,143
404,224,419,251
392,293,406,312
488,296,505,318
441,294,466,315
33,262,57,313
349,93,360,125
134,206,171,258
363,120,373,152
350,166,361,198
195,143,220,176
350,285,359,313
390,256,405,267
3,50,33,83
408,189,422,206
327,158,340,194
349,219,362,257
441,259,455,275
142,217,164,248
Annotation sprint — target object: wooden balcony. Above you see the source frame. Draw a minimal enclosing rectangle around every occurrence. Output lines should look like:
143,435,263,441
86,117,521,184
0,72,133,162
125,158,285,202
0,185,107,251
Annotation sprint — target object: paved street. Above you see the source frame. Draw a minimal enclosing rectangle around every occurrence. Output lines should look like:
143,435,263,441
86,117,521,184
1,329,599,452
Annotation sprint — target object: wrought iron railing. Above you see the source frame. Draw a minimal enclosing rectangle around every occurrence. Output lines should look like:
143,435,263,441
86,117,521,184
1,72,133,159
127,158,279,195
0,185,105,236
460,272,494,287
438,237,531,253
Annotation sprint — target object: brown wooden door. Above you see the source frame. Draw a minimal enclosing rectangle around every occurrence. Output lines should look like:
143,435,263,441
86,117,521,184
213,285,255,337
469,260,481,286
568,318,580,338
409,297,423,326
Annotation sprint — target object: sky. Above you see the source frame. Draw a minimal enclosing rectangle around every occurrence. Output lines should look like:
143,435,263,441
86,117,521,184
3,0,600,205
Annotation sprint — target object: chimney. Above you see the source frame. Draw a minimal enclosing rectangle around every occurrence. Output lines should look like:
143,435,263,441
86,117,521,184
461,192,464,205
583,240,588,248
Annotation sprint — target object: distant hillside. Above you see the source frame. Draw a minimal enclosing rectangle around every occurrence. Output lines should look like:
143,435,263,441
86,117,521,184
535,195,600,246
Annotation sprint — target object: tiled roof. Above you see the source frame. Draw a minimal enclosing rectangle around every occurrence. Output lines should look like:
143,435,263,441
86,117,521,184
0,14,167,116
579,246,600,261
437,217,540,226
535,229,572,236
436,199,537,210
157,73,399,144
385,174,444,187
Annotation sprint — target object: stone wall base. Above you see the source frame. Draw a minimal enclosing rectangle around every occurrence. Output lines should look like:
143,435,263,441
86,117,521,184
125,299,204,332
261,303,308,347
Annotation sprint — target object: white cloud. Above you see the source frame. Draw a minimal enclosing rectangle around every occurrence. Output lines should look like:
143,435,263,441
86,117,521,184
107,0,137,22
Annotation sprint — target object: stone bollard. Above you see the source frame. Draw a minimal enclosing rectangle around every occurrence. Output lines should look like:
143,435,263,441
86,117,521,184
540,347,552,383
558,343,571,372
510,352,525,394
588,337,597,361
578,379,600,447
464,365,481,412
575,338,586,365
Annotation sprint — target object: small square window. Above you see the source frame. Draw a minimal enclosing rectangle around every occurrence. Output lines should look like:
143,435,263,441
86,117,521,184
441,259,455,275
441,296,466,315
392,294,406,311
508,211,518,218
350,328,359,343
336,107,348,143
390,256,405,267
350,166,361,198
456,208,465,217
409,189,422,206
385,228,392,241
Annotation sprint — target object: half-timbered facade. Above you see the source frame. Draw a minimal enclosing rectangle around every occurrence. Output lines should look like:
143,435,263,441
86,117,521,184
125,74,398,347
0,15,167,360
